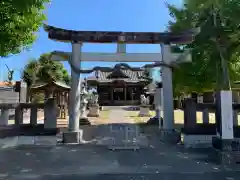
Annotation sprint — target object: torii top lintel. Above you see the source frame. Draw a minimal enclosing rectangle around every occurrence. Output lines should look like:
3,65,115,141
43,24,200,44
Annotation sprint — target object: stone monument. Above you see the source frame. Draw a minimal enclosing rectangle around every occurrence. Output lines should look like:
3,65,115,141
5,64,14,85
150,83,163,127
138,94,151,117
87,92,100,117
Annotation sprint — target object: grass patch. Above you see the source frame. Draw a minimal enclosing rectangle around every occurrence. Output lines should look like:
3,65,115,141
100,110,110,119
127,110,218,124
127,111,155,123
88,110,111,125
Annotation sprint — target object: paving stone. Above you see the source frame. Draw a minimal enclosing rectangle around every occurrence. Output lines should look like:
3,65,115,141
17,136,35,146
34,136,57,146
0,136,18,149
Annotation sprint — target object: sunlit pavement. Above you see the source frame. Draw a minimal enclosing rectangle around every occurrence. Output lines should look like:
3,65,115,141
1,136,240,179
2,107,240,179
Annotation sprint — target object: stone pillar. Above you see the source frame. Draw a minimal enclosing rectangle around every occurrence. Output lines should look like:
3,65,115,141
30,105,38,126
117,35,126,53
68,43,82,132
215,91,233,139
131,92,133,101
124,87,127,100
111,88,113,101
0,109,9,126
212,91,236,165
63,43,82,144
183,98,197,130
15,105,23,125
161,44,174,131
44,98,57,129
19,81,27,103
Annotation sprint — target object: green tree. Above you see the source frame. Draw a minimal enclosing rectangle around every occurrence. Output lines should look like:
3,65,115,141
22,53,70,86
168,0,240,94
142,68,153,83
0,0,50,57
22,53,70,102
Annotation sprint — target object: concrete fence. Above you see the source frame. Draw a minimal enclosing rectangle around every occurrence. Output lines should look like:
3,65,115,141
0,98,58,138
181,98,240,148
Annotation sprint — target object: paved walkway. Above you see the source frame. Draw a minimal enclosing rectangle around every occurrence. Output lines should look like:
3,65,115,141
108,109,135,124
0,139,240,179
77,108,146,146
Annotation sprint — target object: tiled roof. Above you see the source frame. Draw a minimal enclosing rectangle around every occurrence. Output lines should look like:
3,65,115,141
97,69,144,82
31,81,70,90
87,67,145,83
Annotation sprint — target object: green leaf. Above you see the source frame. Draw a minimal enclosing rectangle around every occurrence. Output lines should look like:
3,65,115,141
22,53,70,86
168,0,240,94
0,0,50,57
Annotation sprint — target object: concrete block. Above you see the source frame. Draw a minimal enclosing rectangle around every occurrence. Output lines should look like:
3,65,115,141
34,136,57,146
138,106,151,117
17,136,35,146
159,129,181,143
63,131,82,144
182,134,214,148
0,137,18,149
87,105,100,117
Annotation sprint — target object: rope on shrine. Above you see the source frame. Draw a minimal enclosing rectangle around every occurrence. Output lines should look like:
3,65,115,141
49,49,193,75
63,49,192,74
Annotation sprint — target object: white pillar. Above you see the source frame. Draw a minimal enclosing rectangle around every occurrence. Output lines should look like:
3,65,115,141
216,91,234,139
161,44,174,130
68,43,82,132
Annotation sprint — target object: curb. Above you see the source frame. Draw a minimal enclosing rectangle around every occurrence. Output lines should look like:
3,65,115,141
0,136,57,149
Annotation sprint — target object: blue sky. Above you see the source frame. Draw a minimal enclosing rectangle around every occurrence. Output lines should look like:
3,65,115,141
0,0,183,81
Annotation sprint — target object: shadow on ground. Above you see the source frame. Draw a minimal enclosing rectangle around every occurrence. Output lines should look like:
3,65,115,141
1,124,240,179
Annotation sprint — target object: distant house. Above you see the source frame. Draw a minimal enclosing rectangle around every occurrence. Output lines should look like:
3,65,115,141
0,81,27,104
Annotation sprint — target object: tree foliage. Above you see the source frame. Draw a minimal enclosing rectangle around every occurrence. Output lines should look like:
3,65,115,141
168,0,240,94
0,0,50,57
141,68,155,88
22,53,70,87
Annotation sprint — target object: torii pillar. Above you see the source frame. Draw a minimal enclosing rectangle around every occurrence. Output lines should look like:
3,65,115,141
63,42,82,143
161,44,174,132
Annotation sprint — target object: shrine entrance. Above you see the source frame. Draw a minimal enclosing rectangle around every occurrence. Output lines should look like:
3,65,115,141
44,24,199,144
113,87,124,101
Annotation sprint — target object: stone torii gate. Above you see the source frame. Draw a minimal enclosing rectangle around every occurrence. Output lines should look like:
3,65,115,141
44,25,199,143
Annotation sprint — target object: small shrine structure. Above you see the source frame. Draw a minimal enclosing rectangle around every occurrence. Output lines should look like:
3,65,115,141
31,80,70,118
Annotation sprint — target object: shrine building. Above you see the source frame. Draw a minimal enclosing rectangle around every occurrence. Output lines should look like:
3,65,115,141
87,64,154,106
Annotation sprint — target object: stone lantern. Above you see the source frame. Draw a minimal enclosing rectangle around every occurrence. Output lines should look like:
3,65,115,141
80,83,88,120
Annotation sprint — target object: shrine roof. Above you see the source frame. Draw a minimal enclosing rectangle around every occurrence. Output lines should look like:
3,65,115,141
31,81,70,91
86,64,145,83
97,69,144,82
